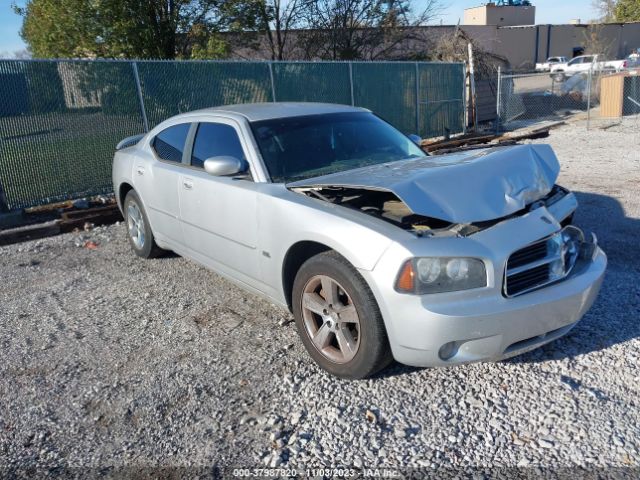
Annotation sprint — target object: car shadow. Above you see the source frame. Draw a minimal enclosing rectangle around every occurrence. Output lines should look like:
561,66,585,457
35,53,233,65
376,191,640,377
159,251,181,259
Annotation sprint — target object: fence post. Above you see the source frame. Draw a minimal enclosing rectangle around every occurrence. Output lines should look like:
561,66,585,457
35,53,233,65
131,61,149,133
348,62,355,106
0,182,9,213
462,63,468,135
269,62,277,102
586,63,594,131
415,62,420,135
495,66,502,134
551,76,556,117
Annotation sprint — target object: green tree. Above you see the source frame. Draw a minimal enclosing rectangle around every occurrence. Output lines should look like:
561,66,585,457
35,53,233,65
14,0,98,58
15,0,230,59
615,0,640,21
190,31,231,59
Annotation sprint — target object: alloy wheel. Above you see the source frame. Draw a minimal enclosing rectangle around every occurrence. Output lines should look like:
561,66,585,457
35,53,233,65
301,275,361,364
127,201,145,250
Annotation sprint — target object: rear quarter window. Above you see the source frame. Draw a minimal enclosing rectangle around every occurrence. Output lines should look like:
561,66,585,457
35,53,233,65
152,123,191,162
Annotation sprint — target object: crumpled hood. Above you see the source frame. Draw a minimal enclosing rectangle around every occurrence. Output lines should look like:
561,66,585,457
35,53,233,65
287,144,560,224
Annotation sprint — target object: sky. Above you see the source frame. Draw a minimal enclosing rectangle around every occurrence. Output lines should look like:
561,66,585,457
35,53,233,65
0,0,601,57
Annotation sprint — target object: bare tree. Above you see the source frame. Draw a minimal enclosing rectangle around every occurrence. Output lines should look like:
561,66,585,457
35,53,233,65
298,0,443,60
431,27,507,78
266,0,308,59
583,22,616,58
224,0,308,60
591,0,618,22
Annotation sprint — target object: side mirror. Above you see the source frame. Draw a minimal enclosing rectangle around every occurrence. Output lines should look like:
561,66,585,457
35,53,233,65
203,156,246,176
408,134,422,146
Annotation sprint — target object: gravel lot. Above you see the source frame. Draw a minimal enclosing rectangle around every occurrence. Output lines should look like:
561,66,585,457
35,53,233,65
1,119,639,475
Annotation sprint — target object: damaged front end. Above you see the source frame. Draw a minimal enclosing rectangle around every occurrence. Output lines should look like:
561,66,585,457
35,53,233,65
291,184,575,237
288,144,576,238
291,186,452,234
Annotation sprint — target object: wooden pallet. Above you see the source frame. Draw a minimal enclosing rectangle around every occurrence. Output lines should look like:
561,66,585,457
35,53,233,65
0,203,123,246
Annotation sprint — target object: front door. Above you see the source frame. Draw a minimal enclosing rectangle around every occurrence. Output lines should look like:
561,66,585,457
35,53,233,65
178,120,260,283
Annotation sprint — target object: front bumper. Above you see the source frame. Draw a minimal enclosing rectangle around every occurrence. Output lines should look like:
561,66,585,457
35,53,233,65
360,206,607,368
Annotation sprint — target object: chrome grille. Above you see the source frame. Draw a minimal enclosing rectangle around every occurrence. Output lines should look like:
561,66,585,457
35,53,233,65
508,241,548,269
504,239,559,297
504,226,587,298
504,236,559,297
506,263,551,296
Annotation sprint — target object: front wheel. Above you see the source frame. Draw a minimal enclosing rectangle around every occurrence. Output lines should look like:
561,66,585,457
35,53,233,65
292,251,392,379
552,72,565,82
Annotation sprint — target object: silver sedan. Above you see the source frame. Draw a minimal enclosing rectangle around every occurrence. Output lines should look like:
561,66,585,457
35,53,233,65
112,103,606,379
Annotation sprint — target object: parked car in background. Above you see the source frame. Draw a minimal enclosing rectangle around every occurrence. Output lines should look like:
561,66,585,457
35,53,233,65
112,103,606,379
625,53,640,70
536,57,568,72
550,54,627,81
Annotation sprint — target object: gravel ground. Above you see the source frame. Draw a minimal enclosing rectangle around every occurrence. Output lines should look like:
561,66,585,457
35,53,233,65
1,119,639,475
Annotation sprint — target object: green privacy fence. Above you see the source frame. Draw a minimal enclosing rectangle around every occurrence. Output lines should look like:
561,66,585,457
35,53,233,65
0,59,465,211
623,75,640,116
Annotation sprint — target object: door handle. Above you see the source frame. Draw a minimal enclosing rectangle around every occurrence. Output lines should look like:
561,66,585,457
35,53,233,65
136,167,145,176
182,179,194,190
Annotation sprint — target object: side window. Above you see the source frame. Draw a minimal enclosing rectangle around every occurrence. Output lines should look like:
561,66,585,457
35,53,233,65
568,57,581,66
583,56,594,64
191,123,246,169
152,123,190,163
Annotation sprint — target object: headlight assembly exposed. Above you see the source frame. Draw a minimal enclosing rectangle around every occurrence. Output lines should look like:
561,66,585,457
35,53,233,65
395,257,487,294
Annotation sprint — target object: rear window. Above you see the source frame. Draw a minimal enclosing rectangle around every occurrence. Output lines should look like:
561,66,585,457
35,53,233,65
152,123,190,162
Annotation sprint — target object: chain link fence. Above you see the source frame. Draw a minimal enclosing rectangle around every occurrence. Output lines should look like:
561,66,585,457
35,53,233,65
0,59,465,211
496,68,640,133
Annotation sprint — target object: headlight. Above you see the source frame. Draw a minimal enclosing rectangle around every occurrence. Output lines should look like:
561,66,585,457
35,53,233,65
395,257,487,294
561,226,584,274
544,226,585,282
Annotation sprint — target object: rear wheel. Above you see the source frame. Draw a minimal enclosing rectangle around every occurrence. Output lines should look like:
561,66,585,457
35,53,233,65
124,190,164,259
292,251,392,379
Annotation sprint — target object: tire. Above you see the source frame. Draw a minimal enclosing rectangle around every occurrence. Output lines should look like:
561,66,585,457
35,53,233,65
292,251,392,379
552,72,565,82
123,190,164,259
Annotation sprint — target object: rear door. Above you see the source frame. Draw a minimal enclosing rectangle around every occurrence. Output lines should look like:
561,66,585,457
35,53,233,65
134,122,191,246
178,119,260,283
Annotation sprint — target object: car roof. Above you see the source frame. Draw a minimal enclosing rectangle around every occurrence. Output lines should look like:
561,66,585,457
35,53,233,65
191,102,370,122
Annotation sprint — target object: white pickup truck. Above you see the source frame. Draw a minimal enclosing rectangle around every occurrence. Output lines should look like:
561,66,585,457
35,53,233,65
550,55,627,81
535,57,568,72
